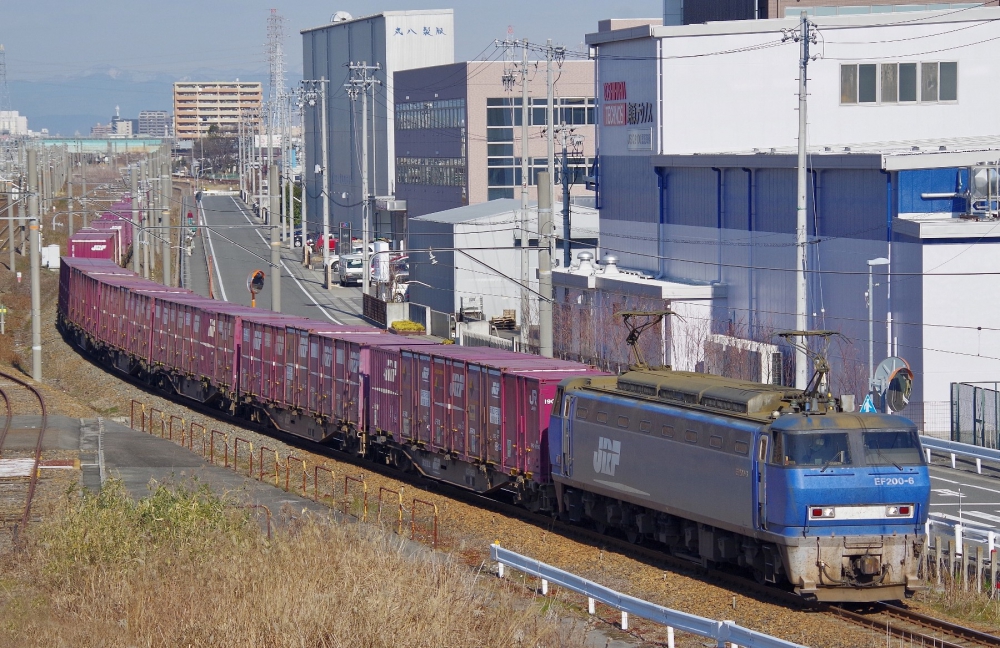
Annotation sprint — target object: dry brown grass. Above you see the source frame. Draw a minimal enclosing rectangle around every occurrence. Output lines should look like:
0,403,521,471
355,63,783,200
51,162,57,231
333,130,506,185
0,479,574,647
918,578,1000,631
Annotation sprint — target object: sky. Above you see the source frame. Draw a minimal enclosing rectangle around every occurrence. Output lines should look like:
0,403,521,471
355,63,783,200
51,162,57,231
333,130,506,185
0,0,662,134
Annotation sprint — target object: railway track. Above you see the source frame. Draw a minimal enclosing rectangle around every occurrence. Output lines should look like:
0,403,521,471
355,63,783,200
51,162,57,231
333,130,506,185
75,350,1000,647
828,602,1000,648
0,371,47,548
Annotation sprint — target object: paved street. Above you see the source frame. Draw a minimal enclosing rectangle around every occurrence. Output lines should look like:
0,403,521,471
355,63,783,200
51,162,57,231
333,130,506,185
196,194,365,325
928,464,1000,540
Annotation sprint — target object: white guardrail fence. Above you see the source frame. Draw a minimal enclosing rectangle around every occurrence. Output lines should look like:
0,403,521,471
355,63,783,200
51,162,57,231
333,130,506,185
920,435,1000,474
490,544,806,648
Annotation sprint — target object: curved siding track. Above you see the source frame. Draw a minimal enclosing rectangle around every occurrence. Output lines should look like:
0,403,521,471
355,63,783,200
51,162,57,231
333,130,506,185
0,370,47,548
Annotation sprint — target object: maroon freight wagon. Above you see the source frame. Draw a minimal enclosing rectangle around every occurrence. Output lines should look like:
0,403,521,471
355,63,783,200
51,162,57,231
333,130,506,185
68,229,119,264
370,344,604,486
303,332,438,432
238,314,379,407
93,212,134,251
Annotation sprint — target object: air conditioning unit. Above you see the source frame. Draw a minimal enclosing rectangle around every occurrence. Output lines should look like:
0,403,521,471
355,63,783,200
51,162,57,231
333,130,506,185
703,334,783,386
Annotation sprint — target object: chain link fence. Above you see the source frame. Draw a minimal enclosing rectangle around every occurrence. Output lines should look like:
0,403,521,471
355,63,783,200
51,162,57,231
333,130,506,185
951,382,1000,448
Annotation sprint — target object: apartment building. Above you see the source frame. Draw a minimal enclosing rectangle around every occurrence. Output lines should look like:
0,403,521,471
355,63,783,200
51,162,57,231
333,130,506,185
173,81,262,140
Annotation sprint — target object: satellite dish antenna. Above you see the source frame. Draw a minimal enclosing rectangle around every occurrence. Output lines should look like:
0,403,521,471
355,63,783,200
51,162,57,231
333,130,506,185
332,11,353,22
873,356,913,413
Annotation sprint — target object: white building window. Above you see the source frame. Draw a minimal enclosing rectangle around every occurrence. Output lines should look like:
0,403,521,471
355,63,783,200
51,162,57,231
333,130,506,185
841,61,956,105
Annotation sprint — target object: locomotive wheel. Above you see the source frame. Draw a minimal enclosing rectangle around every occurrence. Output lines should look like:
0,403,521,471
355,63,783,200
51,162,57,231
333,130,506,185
593,520,608,535
625,528,642,545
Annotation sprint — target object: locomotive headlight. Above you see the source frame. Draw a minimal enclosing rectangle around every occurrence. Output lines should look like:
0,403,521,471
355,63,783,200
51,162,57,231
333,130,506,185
809,507,835,519
886,504,913,517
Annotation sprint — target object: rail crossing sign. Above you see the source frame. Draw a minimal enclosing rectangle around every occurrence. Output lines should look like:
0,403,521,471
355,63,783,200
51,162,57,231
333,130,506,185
860,393,877,413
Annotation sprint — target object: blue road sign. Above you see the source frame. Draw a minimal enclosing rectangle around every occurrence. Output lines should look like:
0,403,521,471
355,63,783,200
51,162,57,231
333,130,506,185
860,393,877,413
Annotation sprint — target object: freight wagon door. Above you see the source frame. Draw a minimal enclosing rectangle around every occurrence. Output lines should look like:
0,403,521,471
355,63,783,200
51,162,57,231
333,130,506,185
260,329,275,401
448,360,467,457
181,308,194,374
333,340,348,422
485,369,502,465
523,377,542,477
319,336,335,418
502,374,520,473
286,330,308,409
306,336,323,416
346,343,361,427
432,357,446,450
273,329,287,406
247,326,263,396
416,354,432,446
467,365,483,461
400,352,416,442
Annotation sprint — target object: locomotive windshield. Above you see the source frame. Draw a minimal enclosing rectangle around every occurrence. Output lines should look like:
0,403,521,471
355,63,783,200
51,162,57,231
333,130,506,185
863,429,923,466
773,432,853,467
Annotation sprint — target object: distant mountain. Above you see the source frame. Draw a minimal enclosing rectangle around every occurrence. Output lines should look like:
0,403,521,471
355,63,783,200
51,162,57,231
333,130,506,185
8,66,276,136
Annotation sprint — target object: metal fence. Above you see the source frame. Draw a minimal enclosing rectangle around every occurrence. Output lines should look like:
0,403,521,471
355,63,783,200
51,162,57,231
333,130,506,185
490,544,806,648
462,331,517,352
951,382,1000,448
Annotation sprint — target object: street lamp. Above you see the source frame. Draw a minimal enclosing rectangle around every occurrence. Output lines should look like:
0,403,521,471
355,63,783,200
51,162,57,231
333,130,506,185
867,257,890,393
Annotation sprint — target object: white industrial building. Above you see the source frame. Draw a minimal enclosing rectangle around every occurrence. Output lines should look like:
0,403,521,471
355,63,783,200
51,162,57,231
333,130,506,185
301,10,454,241
408,198,599,326
0,111,28,136
574,8,1000,435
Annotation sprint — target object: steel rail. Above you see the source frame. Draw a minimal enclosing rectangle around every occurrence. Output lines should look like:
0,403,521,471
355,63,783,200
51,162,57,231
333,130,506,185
0,387,11,453
63,334,999,646
0,371,47,539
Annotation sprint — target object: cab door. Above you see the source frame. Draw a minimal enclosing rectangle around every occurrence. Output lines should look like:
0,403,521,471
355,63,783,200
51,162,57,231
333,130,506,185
755,433,769,531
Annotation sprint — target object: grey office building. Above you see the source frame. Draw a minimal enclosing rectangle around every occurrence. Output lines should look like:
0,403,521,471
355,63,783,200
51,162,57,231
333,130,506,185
301,10,454,244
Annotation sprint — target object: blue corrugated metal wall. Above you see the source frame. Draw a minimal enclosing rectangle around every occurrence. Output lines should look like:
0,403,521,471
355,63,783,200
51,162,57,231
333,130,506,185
816,169,888,240
897,168,967,214
600,155,660,224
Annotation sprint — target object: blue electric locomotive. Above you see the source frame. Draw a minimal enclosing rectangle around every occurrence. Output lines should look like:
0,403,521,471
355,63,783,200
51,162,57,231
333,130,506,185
548,368,930,602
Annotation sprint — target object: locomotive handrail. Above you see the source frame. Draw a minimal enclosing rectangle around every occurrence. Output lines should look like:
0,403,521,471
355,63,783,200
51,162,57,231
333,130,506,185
490,544,806,648
920,435,1000,474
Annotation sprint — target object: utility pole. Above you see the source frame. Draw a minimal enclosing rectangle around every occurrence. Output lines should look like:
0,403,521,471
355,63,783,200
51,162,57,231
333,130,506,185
141,159,150,278
269,150,281,312
556,124,583,268
538,171,553,358
161,161,171,286
130,165,139,274
27,148,40,381
519,39,530,346
67,155,74,237
784,12,816,390
546,40,555,226
302,78,329,285
346,61,381,296
299,97,307,260
81,151,87,230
